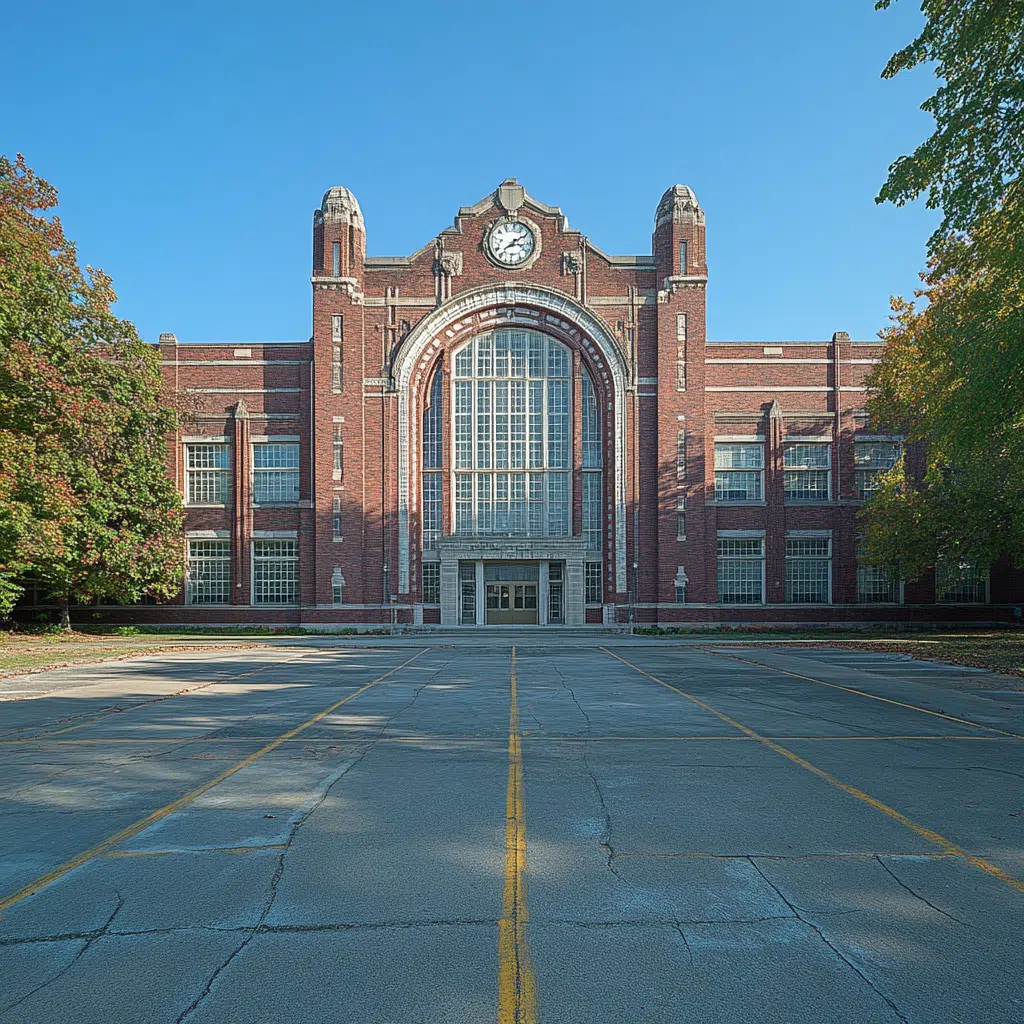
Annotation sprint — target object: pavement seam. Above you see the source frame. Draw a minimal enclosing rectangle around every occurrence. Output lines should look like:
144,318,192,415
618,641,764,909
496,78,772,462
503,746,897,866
873,856,969,927
694,646,1024,740
0,890,124,1017
0,648,430,915
600,647,1024,896
748,859,910,1024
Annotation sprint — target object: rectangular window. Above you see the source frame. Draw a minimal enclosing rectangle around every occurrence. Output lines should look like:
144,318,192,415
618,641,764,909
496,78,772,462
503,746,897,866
332,242,340,277
857,564,899,603
583,472,602,552
253,443,299,504
422,562,441,604
676,497,686,541
676,429,687,480
785,536,831,603
936,557,988,604
679,240,688,274
674,575,687,604
714,443,764,502
332,582,343,605
585,561,602,604
332,496,342,540
186,540,231,605
717,536,765,604
331,315,343,391
422,473,441,548
676,314,687,390
332,426,344,479
252,539,298,604
854,441,900,499
783,443,831,502
185,444,230,505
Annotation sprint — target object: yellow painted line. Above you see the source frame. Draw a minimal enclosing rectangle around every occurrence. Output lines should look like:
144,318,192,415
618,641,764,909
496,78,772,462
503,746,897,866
695,646,1024,740
24,651,316,741
0,649,429,914
497,647,537,1024
105,843,287,857
601,647,1024,895
612,850,957,862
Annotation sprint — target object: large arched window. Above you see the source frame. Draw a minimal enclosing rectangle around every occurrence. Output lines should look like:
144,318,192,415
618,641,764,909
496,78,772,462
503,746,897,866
452,329,571,536
422,368,443,550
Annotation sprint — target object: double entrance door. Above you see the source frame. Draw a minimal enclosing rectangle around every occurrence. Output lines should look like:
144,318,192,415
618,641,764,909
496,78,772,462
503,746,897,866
486,581,538,625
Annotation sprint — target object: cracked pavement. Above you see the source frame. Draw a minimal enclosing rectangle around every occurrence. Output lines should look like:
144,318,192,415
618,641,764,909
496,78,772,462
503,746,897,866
0,638,1022,1022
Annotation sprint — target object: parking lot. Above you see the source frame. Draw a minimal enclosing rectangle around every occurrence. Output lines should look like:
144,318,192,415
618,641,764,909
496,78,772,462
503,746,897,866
1,637,1022,1023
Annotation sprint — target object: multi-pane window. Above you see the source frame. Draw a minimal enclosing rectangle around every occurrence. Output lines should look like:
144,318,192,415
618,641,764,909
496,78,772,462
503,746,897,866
676,314,687,390
585,561,602,604
331,315,343,391
674,569,687,604
332,242,340,277
785,536,831,603
253,443,299,504
854,441,900,499
252,539,298,604
582,374,603,553
452,330,573,537
332,496,342,540
676,497,686,541
936,557,988,604
714,443,764,502
422,562,441,604
422,370,443,550
679,240,688,274
676,428,687,480
186,540,231,604
332,426,344,479
717,536,765,604
783,443,831,502
186,444,230,505
857,564,899,603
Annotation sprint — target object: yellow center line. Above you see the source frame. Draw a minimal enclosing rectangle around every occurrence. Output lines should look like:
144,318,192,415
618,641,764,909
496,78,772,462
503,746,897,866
497,647,537,1024
0,648,429,914
601,647,1024,896
694,645,1024,740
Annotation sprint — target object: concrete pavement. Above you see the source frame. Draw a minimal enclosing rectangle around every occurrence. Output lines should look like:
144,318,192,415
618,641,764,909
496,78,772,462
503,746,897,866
0,640,1021,1022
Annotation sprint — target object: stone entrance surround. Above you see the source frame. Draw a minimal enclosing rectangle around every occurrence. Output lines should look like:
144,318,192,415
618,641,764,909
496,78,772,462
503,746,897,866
439,536,586,626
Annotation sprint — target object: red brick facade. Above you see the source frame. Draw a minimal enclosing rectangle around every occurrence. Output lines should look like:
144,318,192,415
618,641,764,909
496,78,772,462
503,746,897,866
76,180,1024,626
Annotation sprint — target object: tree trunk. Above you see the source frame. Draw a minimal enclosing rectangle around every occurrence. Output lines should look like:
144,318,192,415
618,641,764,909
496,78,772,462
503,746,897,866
59,598,71,631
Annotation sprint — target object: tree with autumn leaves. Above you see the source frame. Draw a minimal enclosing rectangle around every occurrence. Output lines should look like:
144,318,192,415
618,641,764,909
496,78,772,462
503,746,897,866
861,0,1024,586
0,154,184,625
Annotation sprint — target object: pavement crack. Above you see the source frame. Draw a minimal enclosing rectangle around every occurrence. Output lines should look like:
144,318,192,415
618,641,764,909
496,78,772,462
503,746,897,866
0,889,124,1018
673,922,696,968
748,859,910,1024
555,666,625,883
172,666,440,1023
874,856,969,926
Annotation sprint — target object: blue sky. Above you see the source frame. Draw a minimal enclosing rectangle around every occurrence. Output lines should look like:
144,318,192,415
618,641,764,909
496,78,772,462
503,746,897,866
4,0,936,342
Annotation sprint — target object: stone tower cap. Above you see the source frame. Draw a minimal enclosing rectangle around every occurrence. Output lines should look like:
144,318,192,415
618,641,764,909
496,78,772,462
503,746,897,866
656,184,704,228
320,186,364,228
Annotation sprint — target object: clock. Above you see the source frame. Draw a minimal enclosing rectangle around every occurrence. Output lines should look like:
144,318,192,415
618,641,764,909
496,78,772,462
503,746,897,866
488,220,535,266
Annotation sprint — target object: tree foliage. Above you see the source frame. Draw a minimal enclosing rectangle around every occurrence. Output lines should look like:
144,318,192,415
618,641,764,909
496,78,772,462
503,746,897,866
0,154,184,620
875,0,1024,246
862,4,1024,583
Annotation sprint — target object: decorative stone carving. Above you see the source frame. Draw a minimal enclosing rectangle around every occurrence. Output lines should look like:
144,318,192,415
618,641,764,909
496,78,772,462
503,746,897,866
655,184,705,228
433,251,463,278
320,186,364,229
562,250,583,275
497,178,525,216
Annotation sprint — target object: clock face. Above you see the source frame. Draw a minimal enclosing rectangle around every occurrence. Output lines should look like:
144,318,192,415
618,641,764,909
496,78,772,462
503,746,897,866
488,220,535,265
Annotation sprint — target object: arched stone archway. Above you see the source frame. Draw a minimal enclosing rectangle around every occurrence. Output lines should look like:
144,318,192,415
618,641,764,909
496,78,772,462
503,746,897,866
393,285,630,604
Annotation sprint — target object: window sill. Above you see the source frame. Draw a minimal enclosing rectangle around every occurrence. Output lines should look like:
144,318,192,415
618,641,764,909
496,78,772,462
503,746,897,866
250,602,300,607
783,500,833,506
711,501,766,507
332,537,344,543
185,504,228,509
252,503,301,509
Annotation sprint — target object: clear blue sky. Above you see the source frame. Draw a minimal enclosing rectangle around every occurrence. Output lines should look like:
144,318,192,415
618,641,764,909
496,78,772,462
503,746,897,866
4,0,937,343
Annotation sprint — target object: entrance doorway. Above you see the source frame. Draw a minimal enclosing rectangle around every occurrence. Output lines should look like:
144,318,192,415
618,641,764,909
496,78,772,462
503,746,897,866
486,582,538,625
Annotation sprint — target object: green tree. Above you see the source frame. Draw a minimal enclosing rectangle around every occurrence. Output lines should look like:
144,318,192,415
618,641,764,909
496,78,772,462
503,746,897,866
862,3,1024,584
0,154,184,625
